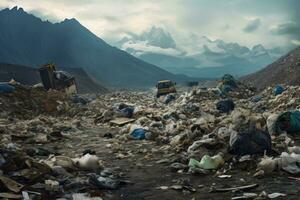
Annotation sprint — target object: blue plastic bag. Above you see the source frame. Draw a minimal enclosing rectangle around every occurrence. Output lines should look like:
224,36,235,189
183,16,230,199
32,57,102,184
120,107,134,118
273,85,284,96
0,83,15,93
251,95,263,102
131,128,146,140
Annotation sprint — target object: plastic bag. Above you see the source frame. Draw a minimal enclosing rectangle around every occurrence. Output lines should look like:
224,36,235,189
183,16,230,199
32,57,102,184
0,83,15,93
131,128,146,140
229,129,271,156
188,153,224,170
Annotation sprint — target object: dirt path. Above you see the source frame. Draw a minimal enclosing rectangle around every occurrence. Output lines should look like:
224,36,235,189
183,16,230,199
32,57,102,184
43,126,300,200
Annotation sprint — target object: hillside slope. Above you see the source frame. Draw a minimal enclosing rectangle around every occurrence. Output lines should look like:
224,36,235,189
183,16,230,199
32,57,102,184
0,7,186,88
242,47,300,90
0,63,108,93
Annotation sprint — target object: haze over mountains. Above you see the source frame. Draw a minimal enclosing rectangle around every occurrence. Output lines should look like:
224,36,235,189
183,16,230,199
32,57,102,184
0,7,192,88
117,26,288,78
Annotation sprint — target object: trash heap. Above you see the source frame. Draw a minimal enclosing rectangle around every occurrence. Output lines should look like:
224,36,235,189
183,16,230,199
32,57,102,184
89,78,300,169
1,77,300,199
249,85,300,112
0,82,126,199
85,77,300,197
0,82,72,119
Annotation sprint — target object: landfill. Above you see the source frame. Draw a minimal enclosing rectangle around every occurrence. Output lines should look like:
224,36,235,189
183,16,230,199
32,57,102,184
1,77,300,199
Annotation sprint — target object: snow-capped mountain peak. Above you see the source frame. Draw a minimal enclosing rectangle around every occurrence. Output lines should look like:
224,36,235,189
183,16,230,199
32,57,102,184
122,26,176,49
117,27,286,78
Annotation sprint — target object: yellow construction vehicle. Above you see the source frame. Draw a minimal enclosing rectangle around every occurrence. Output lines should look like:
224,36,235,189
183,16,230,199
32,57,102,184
156,80,176,98
39,63,77,95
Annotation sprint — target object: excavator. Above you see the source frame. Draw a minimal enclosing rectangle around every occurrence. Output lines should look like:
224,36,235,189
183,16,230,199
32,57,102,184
39,63,77,95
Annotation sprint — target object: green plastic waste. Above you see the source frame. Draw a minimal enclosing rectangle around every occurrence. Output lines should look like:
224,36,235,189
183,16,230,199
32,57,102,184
288,111,300,132
188,154,224,170
188,158,202,169
275,111,300,134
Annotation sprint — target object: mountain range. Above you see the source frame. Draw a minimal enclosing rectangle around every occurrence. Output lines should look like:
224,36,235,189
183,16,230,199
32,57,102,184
0,7,194,88
117,26,288,78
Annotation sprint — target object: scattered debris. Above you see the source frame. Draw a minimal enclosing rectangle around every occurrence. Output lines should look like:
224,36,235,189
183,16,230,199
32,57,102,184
218,175,232,179
45,180,60,192
212,184,259,193
1,76,300,199
268,192,286,199
0,176,24,193
72,193,103,200
88,174,123,190
216,99,235,113
189,153,224,170
110,118,135,126
229,129,272,156
231,193,257,200
0,192,22,199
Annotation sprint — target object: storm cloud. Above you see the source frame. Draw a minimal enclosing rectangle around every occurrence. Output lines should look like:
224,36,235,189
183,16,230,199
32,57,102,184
243,18,261,33
281,0,300,43
271,22,300,35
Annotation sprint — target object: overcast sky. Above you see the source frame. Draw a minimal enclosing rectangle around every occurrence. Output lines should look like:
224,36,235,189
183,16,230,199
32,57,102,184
1,0,299,49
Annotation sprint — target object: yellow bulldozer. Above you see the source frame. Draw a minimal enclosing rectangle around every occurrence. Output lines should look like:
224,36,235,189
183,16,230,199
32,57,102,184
156,80,176,98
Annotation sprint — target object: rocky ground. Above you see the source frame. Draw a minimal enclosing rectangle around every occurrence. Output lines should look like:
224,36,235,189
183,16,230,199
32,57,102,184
1,80,300,200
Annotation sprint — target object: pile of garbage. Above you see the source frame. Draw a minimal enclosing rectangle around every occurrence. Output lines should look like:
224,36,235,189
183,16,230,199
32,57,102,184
0,81,74,119
88,79,300,179
83,80,300,166
1,76,300,199
0,83,128,199
249,85,300,112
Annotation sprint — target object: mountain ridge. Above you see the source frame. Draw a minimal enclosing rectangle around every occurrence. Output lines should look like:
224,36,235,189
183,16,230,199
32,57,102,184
0,7,193,88
242,46,300,90
117,26,288,78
